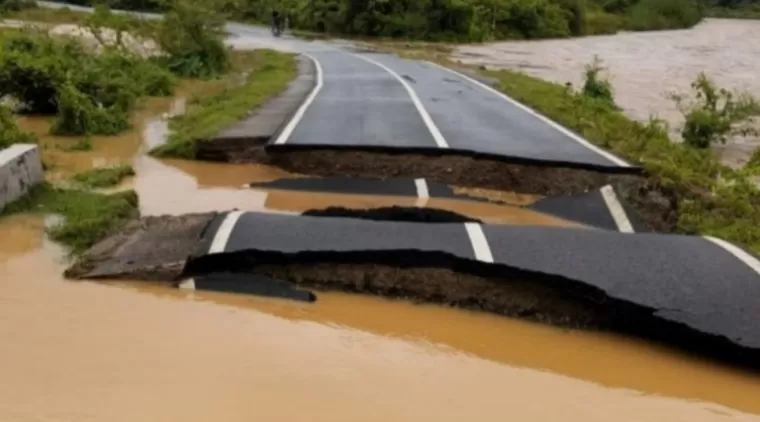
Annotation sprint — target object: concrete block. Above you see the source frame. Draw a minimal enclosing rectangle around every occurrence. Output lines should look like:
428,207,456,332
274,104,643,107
0,144,45,211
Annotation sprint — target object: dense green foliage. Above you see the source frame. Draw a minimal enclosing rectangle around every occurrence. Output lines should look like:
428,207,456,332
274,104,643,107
0,103,37,149
236,0,704,40
672,73,760,149
49,0,705,41
0,0,35,14
153,0,231,77
707,0,760,18
487,65,760,253
627,0,703,30
0,28,176,135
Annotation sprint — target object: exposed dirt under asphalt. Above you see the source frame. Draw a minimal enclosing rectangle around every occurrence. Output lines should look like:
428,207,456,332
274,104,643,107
203,145,678,233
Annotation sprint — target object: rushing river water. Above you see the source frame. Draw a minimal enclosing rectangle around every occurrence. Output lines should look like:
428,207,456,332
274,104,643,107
4,73,760,421
454,18,760,168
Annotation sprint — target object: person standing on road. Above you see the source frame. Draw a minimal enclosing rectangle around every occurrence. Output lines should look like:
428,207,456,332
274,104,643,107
271,9,282,35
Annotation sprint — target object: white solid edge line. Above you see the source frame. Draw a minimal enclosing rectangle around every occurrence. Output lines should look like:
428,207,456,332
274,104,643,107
414,178,430,207
600,185,634,233
273,53,324,145
464,222,494,263
178,279,196,290
354,54,449,149
704,236,760,276
208,210,245,254
426,61,631,167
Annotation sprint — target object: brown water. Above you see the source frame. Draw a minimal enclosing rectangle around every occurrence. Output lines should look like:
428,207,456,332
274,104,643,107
4,90,760,420
2,218,760,420
453,18,760,168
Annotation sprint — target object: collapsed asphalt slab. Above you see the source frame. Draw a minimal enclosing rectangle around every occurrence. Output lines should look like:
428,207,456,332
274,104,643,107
66,211,760,368
248,176,488,202
180,272,317,303
249,176,650,232
527,186,650,232
64,213,218,281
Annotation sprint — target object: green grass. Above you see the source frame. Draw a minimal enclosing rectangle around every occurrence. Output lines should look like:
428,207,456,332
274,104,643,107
483,67,760,253
150,49,297,159
1,183,139,253
72,164,135,188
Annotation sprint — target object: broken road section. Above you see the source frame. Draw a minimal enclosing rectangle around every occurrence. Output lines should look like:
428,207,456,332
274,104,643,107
66,210,760,370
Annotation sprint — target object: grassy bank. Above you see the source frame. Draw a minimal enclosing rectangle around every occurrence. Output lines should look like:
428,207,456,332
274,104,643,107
481,67,760,253
150,49,297,159
0,184,139,253
72,164,135,188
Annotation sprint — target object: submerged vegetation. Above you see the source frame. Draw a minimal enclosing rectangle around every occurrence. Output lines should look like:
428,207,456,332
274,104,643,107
0,103,37,148
485,59,760,252
72,164,135,188
0,183,139,253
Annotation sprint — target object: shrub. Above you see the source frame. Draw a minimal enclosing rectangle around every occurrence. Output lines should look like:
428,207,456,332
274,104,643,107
0,103,37,149
154,0,231,78
673,73,760,149
0,24,176,135
51,82,131,135
0,0,35,14
582,56,616,107
0,31,85,113
627,0,702,31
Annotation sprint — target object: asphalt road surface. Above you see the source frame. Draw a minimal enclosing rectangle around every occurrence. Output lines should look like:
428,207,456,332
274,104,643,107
37,1,760,359
36,1,631,168
273,49,632,168
198,211,760,352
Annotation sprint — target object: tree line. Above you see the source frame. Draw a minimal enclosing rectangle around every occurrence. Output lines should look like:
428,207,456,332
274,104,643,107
2,0,713,41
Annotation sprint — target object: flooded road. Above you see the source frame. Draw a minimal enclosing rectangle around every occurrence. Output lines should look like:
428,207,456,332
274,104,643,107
4,72,760,421
3,216,760,420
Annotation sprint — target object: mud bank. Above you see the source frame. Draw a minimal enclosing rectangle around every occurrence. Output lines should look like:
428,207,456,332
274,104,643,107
263,149,676,232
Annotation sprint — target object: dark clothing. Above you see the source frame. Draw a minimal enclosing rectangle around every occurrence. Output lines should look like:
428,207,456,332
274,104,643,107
272,10,282,34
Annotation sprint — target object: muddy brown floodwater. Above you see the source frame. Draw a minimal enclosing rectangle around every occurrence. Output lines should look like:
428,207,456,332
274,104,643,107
4,91,760,420
454,18,760,169
3,217,760,421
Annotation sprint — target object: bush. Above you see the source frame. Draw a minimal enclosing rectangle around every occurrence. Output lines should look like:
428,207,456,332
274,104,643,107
673,73,760,149
154,0,231,78
0,0,35,14
0,22,176,135
582,56,616,107
0,103,37,149
627,0,702,31
0,31,85,113
51,82,132,135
